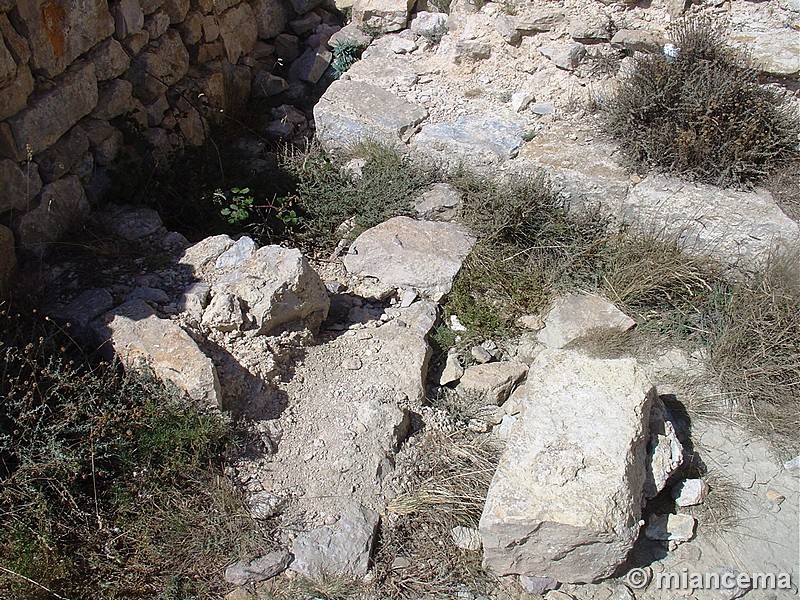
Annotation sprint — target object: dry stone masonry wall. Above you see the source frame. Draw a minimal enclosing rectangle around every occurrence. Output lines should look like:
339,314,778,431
0,0,341,284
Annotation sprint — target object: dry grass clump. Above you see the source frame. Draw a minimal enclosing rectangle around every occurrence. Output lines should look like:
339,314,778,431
602,17,800,187
708,255,800,458
0,306,262,599
374,431,501,599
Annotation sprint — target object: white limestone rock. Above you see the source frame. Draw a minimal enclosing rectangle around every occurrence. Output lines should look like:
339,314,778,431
344,216,476,301
479,349,656,583
537,293,635,350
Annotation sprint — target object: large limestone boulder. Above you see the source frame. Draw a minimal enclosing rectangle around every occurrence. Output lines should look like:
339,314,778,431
622,175,800,274
343,216,476,301
90,300,222,406
314,80,428,151
730,29,800,79
479,349,656,583
410,114,525,168
179,237,330,335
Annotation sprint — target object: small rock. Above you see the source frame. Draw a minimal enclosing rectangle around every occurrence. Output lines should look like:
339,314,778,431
410,11,448,39
342,357,363,370
539,42,586,70
713,567,751,600
471,345,493,364
516,314,544,330
450,315,468,331
413,183,463,221
458,361,528,406
224,551,292,585
611,584,635,600
545,591,577,600
440,351,464,385
784,455,800,475
399,288,417,307
538,293,635,349
451,526,482,550
739,470,756,489
511,88,536,113
392,556,412,569
249,491,284,519
672,479,709,507
764,489,785,505
494,414,517,440
531,101,554,116
519,574,558,595
644,513,696,543
390,37,417,54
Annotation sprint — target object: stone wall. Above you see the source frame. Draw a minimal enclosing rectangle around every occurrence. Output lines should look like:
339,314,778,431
0,0,341,290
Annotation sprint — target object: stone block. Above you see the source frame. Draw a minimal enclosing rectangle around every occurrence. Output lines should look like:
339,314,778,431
479,349,655,583
34,126,89,184
125,28,189,103
92,79,134,120
314,79,428,150
0,63,34,121
90,299,222,406
112,0,145,39
14,0,113,78
351,0,415,32
0,15,31,65
90,39,131,81
251,0,291,39
7,61,97,156
218,3,258,63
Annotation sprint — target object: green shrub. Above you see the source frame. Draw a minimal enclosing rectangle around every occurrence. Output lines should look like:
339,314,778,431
283,141,437,251
331,39,367,79
0,307,260,599
602,17,800,187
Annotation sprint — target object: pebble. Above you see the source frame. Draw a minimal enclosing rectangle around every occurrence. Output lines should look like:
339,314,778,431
342,358,363,370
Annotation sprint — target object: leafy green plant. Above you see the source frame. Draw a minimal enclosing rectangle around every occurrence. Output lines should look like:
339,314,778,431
601,16,800,186
214,186,254,224
331,39,367,79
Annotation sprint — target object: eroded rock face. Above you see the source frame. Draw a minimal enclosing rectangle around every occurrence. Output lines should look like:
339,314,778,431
90,299,223,406
479,349,656,583
343,216,476,301
623,176,800,274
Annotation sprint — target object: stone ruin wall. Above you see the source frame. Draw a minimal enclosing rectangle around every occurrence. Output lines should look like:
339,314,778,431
0,0,337,295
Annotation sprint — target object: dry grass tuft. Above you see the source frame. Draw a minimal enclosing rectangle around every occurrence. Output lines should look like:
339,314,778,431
374,430,501,599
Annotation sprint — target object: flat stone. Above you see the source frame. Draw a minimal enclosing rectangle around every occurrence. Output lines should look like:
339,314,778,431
315,79,428,151
290,502,380,579
0,64,34,122
224,551,292,585
610,29,664,54
479,349,656,583
125,28,189,104
51,288,114,332
457,361,528,406
343,216,476,301
520,575,559,595
411,114,525,168
96,204,164,241
90,39,130,81
514,9,565,33
288,47,332,84
439,351,464,385
622,175,800,274
90,300,222,406
537,293,635,350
